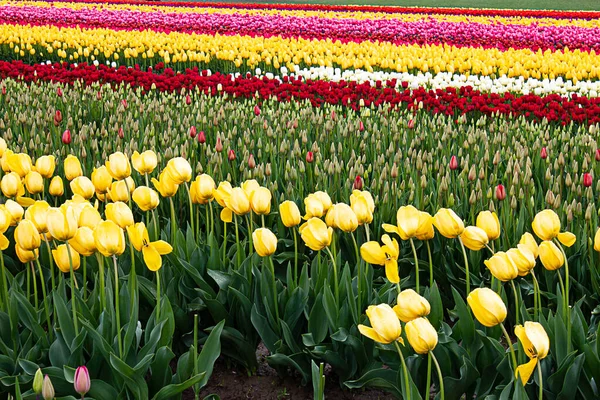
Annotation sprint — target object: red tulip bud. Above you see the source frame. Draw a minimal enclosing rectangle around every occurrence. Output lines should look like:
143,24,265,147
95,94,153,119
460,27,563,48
540,147,547,159
1,86,6,95
215,137,223,152
228,149,236,161
595,149,600,161
96,91,102,101
359,121,364,131
254,105,260,116
449,155,458,170
407,119,415,129
118,127,124,139
331,110,336,120
189,126,196,138
495,184,506,201
74,366,90,397
353,175,363,190
583,172,593,187
185,94,191,105
198,131,206,144
56,87,63,97
121,99,127,108
306,151,314,163
248,154,256,169
62,129,71,144
54,110,62,126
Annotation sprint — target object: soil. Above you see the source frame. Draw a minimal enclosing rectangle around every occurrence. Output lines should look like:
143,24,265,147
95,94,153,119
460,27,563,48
183,344,396,400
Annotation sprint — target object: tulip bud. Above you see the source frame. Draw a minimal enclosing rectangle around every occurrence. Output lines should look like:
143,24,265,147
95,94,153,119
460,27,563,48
254,105,260,116
118,127,124,139
1,86,5,95
306,151,314,163
42,375,54,400
121,99,127,108
407,119,415,129
584,172,593,187
185,94,191,105
198,131,206,144
449,155,458,170
215,137,223,152
96,91,102,100
62,129,71,144
74,366,91,397
248,154,256,170
54,110,62,126
596,149,600,162
541,147,547,159
189,126,196,138
56,87,63,97
353,176,363,190
33,369,43,394
228,149,236,161
495,184,506,201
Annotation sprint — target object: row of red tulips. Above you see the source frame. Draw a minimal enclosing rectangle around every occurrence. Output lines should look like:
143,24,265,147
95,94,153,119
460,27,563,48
2,61,600,124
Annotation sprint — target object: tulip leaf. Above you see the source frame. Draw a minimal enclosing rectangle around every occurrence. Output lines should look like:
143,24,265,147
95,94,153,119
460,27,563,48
283,287,308,331
308,294,328,345
451,287,475,350
109,352,149,399
427,282,443,330
442,355,479,400
196,320,225,388
553,312,569,366
268,353,310,384
87,379,120,400
557,354,585,400
151,372,206,400
344,368,401,397
251,305,278,353
322,284,338,329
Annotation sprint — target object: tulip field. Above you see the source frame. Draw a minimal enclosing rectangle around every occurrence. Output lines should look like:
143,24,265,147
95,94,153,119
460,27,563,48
3,0,600,399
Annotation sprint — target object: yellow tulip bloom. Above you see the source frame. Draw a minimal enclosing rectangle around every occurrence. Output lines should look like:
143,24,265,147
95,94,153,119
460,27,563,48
405,317,438,354
14,219,41,251
64,155,83,181
241,179,260,198
131,150,158,175
151,171,179,197
24,171,44,195
484,251,518,281
304,194,325,219
358,304,403,344
126,222,172,271
7,153,32,178
514,322,549,385
78,204,102,230
227,187,251,216
538,240,564,270
47,205,78,241
299,217,333,251
433,208,465,238
467,288,507,327
165,157,192,184
4,200,24,226
415,211,435,241
16,245,38,263
105,202,134,229
91,166,113,194
70,176,95,200
52,243,80,273
279,201,301,228
252,228,277,257
360,234,399,283
106,152,132,181
49,176,64,197
93,220,126,257
519,232,539,258
25,200,50,234
460,226,489,251
214,181,232,208
1,172,23,198
35,155,56,179
69,227,97,256
331,203,358,233
476,211,500,241
507,245,536,276
132,186,160,211
393,289,431,323
189,174,215,205
250,187,272,215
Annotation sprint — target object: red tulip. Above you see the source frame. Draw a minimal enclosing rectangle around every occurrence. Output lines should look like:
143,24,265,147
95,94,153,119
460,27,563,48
353,175,363,190
540,147,547,159
121,99,127,108
185,94,191,105
449,155,458,170
54,110,62,126
96,91,102,101
583,172,593,187
215,137,223,152
56,87,63,97
189,126,196,139
228,149,236,161
306,151,314,164
62,130,71,144
407,119,415,129
118,127,124,139
495,184,506,201
595,149,600,161
1,86,5,95
197,131,206,144
248,154,256,169
254,105,260,116
359,121,364,131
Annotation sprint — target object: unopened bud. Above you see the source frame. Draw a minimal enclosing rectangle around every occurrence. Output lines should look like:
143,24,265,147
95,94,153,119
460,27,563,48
228,149,236,161
215,137,223,152
248,154,256,169
353,175,363,190
306,151,314,163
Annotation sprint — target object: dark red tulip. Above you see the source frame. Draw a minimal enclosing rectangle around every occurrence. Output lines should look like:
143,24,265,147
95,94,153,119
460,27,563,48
306,151,314,164
56,87,63,97
96,91,102,101
583,173,593,187
118,127,124,139
254,105,260,116
228,149,236,161
248,154,256,169
197,131,206,144
185,94,191,105
1,86,6,95
353,175,363,190
62,129,71,144
541,147,547,159
495,184,506,201
189,126,196,139
449,155,458,170
121,99,127,108
54,110,62,126
215,137,223,152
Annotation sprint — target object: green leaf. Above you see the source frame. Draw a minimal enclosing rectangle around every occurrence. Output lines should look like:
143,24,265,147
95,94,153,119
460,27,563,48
427,282,443,330
109,353,149,399
345,368,401,397
152,373,206,400
451,287,475,350
251,305,278,353
308,294,328,345
149,346,176,396
557,354,585,400
197,320,225,389
87,378,120,400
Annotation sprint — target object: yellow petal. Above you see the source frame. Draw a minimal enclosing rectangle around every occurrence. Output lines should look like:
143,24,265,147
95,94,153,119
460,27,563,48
151,240,173,255
557,232,576,247
515,358,538,385
384,259,400,284
142,245,162,271
0,233,8,250
220,207,233,223
515,325,536,359
126,224,144,252
382,224,400,235
357,324,386,344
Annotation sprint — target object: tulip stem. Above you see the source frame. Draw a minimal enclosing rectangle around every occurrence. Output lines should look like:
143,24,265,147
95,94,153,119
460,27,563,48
430,351,445,400
169,197,177,246
30,262,38,310
128,239,136,314
510,280,520,326
0,250,7,311
35,257,52,341
184,183,195,241
234,216,242,268
156,270,161,322
66,244,79,336
268,257,280,323
531,270,541,320
82,257,87,301
112,255,123,358
292,228,298,284
425,352,432,400
409,238,420,294
43,234,55,294
204,205,209,242
222,220,227,267
537,362,543,400
151,209,159,242
554,240,571,353
193,313,199,399
426,241,433,286
247,214,253,256
123,176,133,211
393,341,411,400
96,254,106,312
208,201,214,236
500,323,518,373
325,247,339,306
458,237,470,294
351,232,362,316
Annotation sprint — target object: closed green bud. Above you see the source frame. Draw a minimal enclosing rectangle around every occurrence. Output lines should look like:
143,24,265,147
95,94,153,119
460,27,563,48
33,368,43,394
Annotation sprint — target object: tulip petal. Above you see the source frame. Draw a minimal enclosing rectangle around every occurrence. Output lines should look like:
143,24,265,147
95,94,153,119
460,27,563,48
126,225,144,252
515,358,538,385
220,207,233,223
16,196,35,207
557,232,576,247
357,324,387,344
0,233,8,250
152,240,173,255
515,325,536,359
382,224,400,235
384,259,400,284
142,245,162,271
360,242,386,265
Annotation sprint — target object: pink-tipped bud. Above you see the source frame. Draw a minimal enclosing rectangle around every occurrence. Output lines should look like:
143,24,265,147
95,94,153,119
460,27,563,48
353,175,363,190
54,110,62,126
189,126,196,139
541,147,547,159
306,151,314,164
584,172,593,187
228,149,236,161
248,154,256,169
62,129,71,144
56,87,63,97
198,131,206,144
495,184,506,201
407,119,415,129
185,94,191,105
121,99,127,108
359,121,364,131
118,127,124,139
449,155,458,170
74,366,91,397
254,105,260,116
215,137,223,152
96,91,102,101
331,110,336,120
1,86,6,95
595,149,600,162
42,375,54,400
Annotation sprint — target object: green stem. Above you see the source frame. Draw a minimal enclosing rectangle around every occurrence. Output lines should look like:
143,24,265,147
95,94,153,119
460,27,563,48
156,269,161,321
43,234,55,294
209,201,215,235
185,183,195,240
66,244,79,335
205,204,209,242
537,361,543,400
35,258,52,341
425,352,432,400
96,254,106,312
234,215,242,268
222,220,227,268
193,313,199,399
510,280,520,326
123,177,133,212
393,341,411,400
169,197,177,246
247,214,253,256
82,257,87,301
268,257,280,322
128,239,136,314
325,247,339,306
30,262,38,310
112,255,123,358
0,249,6,311
430,351,445,400
554,240,571,353
458,237,470,294
426,240,433,286
292,228,298,284
409,238,420,293
151,209,159,241
500,323,518,373
531,272,539,321
351,232,362,317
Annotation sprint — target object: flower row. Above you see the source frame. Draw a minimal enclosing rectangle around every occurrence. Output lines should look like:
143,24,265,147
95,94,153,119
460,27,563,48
5,4,600,52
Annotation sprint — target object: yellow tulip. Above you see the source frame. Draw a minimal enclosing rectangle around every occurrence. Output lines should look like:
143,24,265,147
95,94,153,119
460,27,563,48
49,176,64,197
538,240,564,270
52,243,80,273
24,171,44,195
70,176,95,200
484,251,518,281
151,171,179,197
7,153,32,178
514,322,549,385
78,205,102,229
35,155,56,179
459,226,489,251
189,174,215,204
252,228,277,257
250,187,272,215
4,200,24,226
519,232,539,258
25,200,50,233
595,228,600,252
299,217,333,251
360,234,399,283
393,289,431,323
358,304,403,344
241,179,260,198
350,190,374,225
91,166,113,194
387,205,421,240
433,208,465,238
227,188,251,216
69,227,97,256
1,172,22,198
304,194,325,219
507,245,536,276
557,231,576,247
405,317,438,354
467,287,507,327
476,211,500,240
350,190,375,214
0,208,9,250
279,201,301,228
313,191,332,212
64,155,83,181
531,210,561,241
415,211,435,241
105,151,131,180
220,207,233,223
15,219,41,251
16,245,38,263
214,181,232,208
332,203,358,233
131,150,158,174
132,186,160,211
93,220,126,257
126,222,172,271
47,205,78,241
165,157,192,184
0,150,12,173
105,202,134,229
108,180,130,202
0,137,6,158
